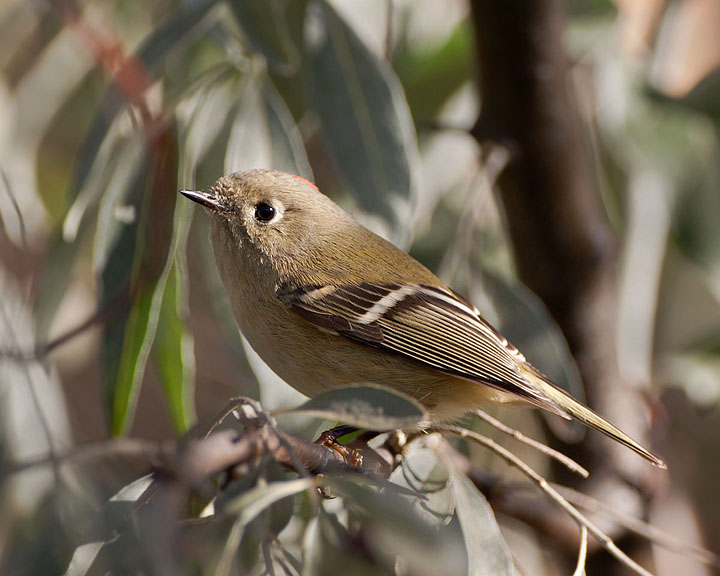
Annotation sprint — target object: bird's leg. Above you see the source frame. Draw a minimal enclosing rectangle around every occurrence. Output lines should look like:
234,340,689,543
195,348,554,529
314,425,364,467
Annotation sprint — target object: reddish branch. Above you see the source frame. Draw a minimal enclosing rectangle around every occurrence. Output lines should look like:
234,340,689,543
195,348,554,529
49,0,154,125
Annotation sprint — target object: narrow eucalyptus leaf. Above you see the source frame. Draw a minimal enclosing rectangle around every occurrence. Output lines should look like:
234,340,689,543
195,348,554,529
63,542,105,576
263,75,313,179
289,383,426,430
180,69,241,169
450,469,516,576
328,477,465,576
227,0,299,74
100,125,180,435
304,0,420,239
152,199,197,435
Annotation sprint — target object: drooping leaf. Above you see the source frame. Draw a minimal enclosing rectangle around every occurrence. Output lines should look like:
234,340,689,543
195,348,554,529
36,69,106,225
151,198,197,435
450,469,516,576
61,475,154,576
328,477,465,576
226,0,299,74
264,73,313,179
304,0,420,240
98,124,179,436
288,383,426,430
302,514,386,576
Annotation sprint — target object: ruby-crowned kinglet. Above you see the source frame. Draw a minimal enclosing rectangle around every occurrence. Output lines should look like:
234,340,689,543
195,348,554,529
181,169,665,468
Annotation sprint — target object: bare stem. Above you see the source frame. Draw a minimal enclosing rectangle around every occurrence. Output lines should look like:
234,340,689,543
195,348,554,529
472,408,589,478
432,424,655,576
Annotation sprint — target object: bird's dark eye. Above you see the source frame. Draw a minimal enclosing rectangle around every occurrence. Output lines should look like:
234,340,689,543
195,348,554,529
254,202,276,222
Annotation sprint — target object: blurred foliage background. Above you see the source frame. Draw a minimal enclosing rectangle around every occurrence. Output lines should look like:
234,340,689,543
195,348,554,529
1,0,720,574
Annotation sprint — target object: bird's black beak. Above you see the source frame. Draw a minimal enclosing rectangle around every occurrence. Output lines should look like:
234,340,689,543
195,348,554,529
179,189,222,211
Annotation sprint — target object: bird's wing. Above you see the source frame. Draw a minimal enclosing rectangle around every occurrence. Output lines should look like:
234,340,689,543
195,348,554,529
277,282,570,418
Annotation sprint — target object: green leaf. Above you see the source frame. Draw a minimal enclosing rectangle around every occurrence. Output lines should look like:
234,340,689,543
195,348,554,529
450,469,516,576
35,70,103,225
304,0,420,238
95,134,153,434
103,278,162,437
99,125,180,436
393,21,472,125
226,0,299,74
152,199,197,435
288,383,426,430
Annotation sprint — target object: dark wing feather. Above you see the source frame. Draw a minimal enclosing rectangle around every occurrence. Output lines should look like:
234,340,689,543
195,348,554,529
278,282,569,417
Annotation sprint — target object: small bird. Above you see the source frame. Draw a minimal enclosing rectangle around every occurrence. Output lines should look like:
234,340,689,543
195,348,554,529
181,169,665,468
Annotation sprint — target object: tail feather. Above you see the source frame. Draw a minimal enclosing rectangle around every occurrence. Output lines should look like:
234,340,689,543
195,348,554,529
522,366,666,469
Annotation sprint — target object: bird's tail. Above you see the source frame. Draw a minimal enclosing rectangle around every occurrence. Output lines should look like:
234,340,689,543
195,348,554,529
522,365,666,469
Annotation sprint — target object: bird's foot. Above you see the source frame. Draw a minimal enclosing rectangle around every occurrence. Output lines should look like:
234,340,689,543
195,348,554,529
314,425,363,467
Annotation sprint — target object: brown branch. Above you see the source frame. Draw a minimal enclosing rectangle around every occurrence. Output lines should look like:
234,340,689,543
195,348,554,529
2,407,387,484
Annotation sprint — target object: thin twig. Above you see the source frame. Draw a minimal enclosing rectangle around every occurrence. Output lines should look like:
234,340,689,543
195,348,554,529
573,526,588,576
0,283,130,362
472,408,589,478
556,484,720,569
0,305,60,484
261,540,277,576
431,424,655,576
2,438,163,477
0,166,28,250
